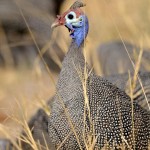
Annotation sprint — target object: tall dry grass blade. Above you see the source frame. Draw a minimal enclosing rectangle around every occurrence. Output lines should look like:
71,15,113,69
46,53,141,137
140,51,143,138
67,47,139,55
14,0,56,86
14,1,87,149
57,131,72,150
35,98,51,116
56,92,83,150
83,2,97,149
132,45,143,89
34,31,62,70
9,40,33,48
0,22,14,67
121,136,133,150
102,0,150,111
15,0,53,25
73,60,97,149
0,124,22,150
42,132,49,150
10,98,52,150
128,72,135,150
127,47,143,150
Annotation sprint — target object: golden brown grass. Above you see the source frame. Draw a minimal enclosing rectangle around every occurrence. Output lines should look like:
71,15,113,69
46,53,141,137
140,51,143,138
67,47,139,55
0,0,150,149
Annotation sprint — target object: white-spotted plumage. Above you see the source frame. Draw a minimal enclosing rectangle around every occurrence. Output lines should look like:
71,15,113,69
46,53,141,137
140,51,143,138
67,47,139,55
48,1,150,149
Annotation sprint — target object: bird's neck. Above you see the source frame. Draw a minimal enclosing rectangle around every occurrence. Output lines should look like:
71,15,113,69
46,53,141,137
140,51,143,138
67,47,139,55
56,40,87,101
56,16,89,102
71,27,88,47
70,15,89,47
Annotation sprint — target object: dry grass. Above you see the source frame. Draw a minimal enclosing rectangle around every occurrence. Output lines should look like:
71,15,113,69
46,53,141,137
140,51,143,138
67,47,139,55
60,0,150,74
0,0,150,149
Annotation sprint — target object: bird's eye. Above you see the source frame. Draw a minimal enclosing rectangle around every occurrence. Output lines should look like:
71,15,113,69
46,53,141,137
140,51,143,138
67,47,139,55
68,14,74,20
66,12,76,20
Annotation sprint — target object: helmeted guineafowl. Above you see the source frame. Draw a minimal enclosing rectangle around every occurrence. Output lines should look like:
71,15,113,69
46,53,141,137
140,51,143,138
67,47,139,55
0,1,149,150
20,108,55,150
17,70,150,149
97,41,150,75
48,1,150,149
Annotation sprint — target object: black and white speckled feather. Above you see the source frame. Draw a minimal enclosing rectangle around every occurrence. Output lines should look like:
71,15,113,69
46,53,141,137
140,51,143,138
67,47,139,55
48,1,150,149
105,72,150,111
48,41,150,149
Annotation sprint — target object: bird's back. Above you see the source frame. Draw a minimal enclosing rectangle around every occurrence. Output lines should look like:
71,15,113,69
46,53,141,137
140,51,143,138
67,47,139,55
88,74,150,149
97,41,150,75
105,72,150,110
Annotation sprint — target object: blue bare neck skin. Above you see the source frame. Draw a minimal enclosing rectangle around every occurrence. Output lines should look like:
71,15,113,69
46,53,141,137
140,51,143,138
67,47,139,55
70,15,89,47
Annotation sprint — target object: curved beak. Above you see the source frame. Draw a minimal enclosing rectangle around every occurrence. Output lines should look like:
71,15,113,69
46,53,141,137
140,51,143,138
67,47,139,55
51,21,60,29
51,15,65,29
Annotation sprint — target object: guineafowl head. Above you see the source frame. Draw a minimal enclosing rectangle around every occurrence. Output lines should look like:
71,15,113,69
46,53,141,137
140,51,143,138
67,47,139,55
51,1,89,46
